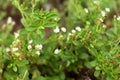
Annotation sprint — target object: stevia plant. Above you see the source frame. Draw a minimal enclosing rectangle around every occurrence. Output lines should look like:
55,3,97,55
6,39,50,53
0,0,120,80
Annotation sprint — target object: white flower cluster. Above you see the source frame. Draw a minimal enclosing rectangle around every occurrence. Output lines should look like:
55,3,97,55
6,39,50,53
53,27,67,33
27,45,32,50
7,17,16,25
101,11,106,17
99,18,103,22
75,26,81,31
101,8,110,17
117,16,120,21
71,29,76,33
35,44,43,55
36,51,41,55
5,47,10,52
54,48,60,54
28,40,33,44
8,31,21,56
68,26,81,36
61,27,66,32
14,32,19,39
99,8,110,23
5,47,19,56
5,31,21,57
53,27,60,33
105,8,110,12
27,39,43,56
35,44,43,50
93,0,100,5
6,45,19,56
27,39,33,50
12,48,19,52
84,8,89,13
102,24,107,28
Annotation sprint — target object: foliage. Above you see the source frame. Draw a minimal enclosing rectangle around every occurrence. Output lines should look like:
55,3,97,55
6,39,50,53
0,0,120,80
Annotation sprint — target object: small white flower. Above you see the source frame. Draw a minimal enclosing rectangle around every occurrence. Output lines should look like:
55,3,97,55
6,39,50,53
14,32,19,39
99,18,104,22
61,27,66,32
105,8,110,12
84,8,89,13
28,40,33,44
93,0,99,5
71,29,76,33
117,16,120,21
101,11,106,17
54,17,59,21
12,48,18,52
27,45,32,50
7,17,12,24
6,47,10,52
14,52,20,56
35,44,43,50
68,33,72,36
75,26,81,31
36,51,41,55
53,27,60,33
12,21,16,25
102,24,107,28
54,48,60,54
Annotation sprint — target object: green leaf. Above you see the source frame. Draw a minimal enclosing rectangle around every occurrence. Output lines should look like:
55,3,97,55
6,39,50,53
25,25,37,31
44,22,57,28
94,70,100,78
66,61,71,67
88,45,98,56
84,61,91,68
79,53,89,59
21,18,28,27
90,60,97,67
59,72,65,80
106,76,113,80
13,65,17,72
46,13,58,19
72,41,80,46
0,68,3,73
38,29,45,38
